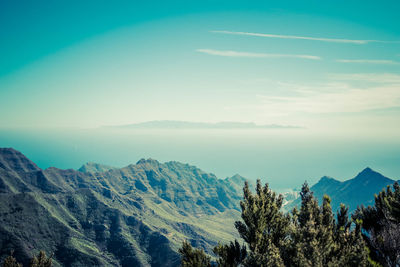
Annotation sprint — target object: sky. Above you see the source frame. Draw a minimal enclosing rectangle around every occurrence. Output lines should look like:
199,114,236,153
1,1,400,187
0,0,399,132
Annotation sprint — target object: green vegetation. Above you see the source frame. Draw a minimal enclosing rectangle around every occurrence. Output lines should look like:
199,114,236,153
213,240,247,267
354,182,400,266
0,148,242,266
179,241,211,267
2,251,21,267
2,148,399,266
29,251,52,267
181,180,400,266
2,251,52,267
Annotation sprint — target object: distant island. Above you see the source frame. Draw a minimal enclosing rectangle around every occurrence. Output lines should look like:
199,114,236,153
105,120,302,129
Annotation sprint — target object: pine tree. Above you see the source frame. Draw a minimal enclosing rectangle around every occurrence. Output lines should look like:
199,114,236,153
179,241,211,267
332,205,370,266
354,182,400,266
29,251,52,267
213,240,247,267
291,182,327,267
319,195,335,265
244,240,285,267
334,204,352,254
234,180,290,266
2,251,22,267
181,179,373,267
292,183,372,267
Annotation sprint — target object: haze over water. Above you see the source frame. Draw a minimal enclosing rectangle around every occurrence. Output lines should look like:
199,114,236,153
1,127,399,190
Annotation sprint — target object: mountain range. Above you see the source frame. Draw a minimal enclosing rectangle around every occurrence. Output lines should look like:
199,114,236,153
0,148,245,266
0,147,398,266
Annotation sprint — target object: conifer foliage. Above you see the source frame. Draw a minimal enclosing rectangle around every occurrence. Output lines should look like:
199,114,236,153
179,241,212,267
2,251,22,267
234,181,290,267
180,180,375,267
354,182,400,266
1,251,52,267
29,251,52,267
213,240,247,267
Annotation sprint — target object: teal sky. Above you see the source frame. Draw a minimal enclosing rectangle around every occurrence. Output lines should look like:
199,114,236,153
1,0,400,133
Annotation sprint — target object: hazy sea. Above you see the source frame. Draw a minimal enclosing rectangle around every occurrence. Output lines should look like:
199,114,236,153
1,128,399,190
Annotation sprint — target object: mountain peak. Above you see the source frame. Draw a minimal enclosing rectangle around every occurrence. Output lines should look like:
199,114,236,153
360,167,373,174
347,167,394,189
78,162,116,173
136,158,160,165
354,167,387,181
225,174,247,185
0,147,40,173
311,176,341,193
320,175,334,181
317,176,340,184
227,174,246,181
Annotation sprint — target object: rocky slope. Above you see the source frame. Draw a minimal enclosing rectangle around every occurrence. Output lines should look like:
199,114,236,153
0,148,244,267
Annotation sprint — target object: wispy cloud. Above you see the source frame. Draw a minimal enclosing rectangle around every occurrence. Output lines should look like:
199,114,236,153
211,30,400,44
225,81,400,116
336,59,400,65
329,73,400,83
255,85,400,114
196,49,321,60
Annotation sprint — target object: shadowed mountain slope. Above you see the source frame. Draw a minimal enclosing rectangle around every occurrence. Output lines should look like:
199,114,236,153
287,167,397,213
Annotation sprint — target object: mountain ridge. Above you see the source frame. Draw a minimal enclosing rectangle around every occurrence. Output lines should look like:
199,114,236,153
287,167,398,213
1,147,398,266
0,148,246,266
78,162,117,173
